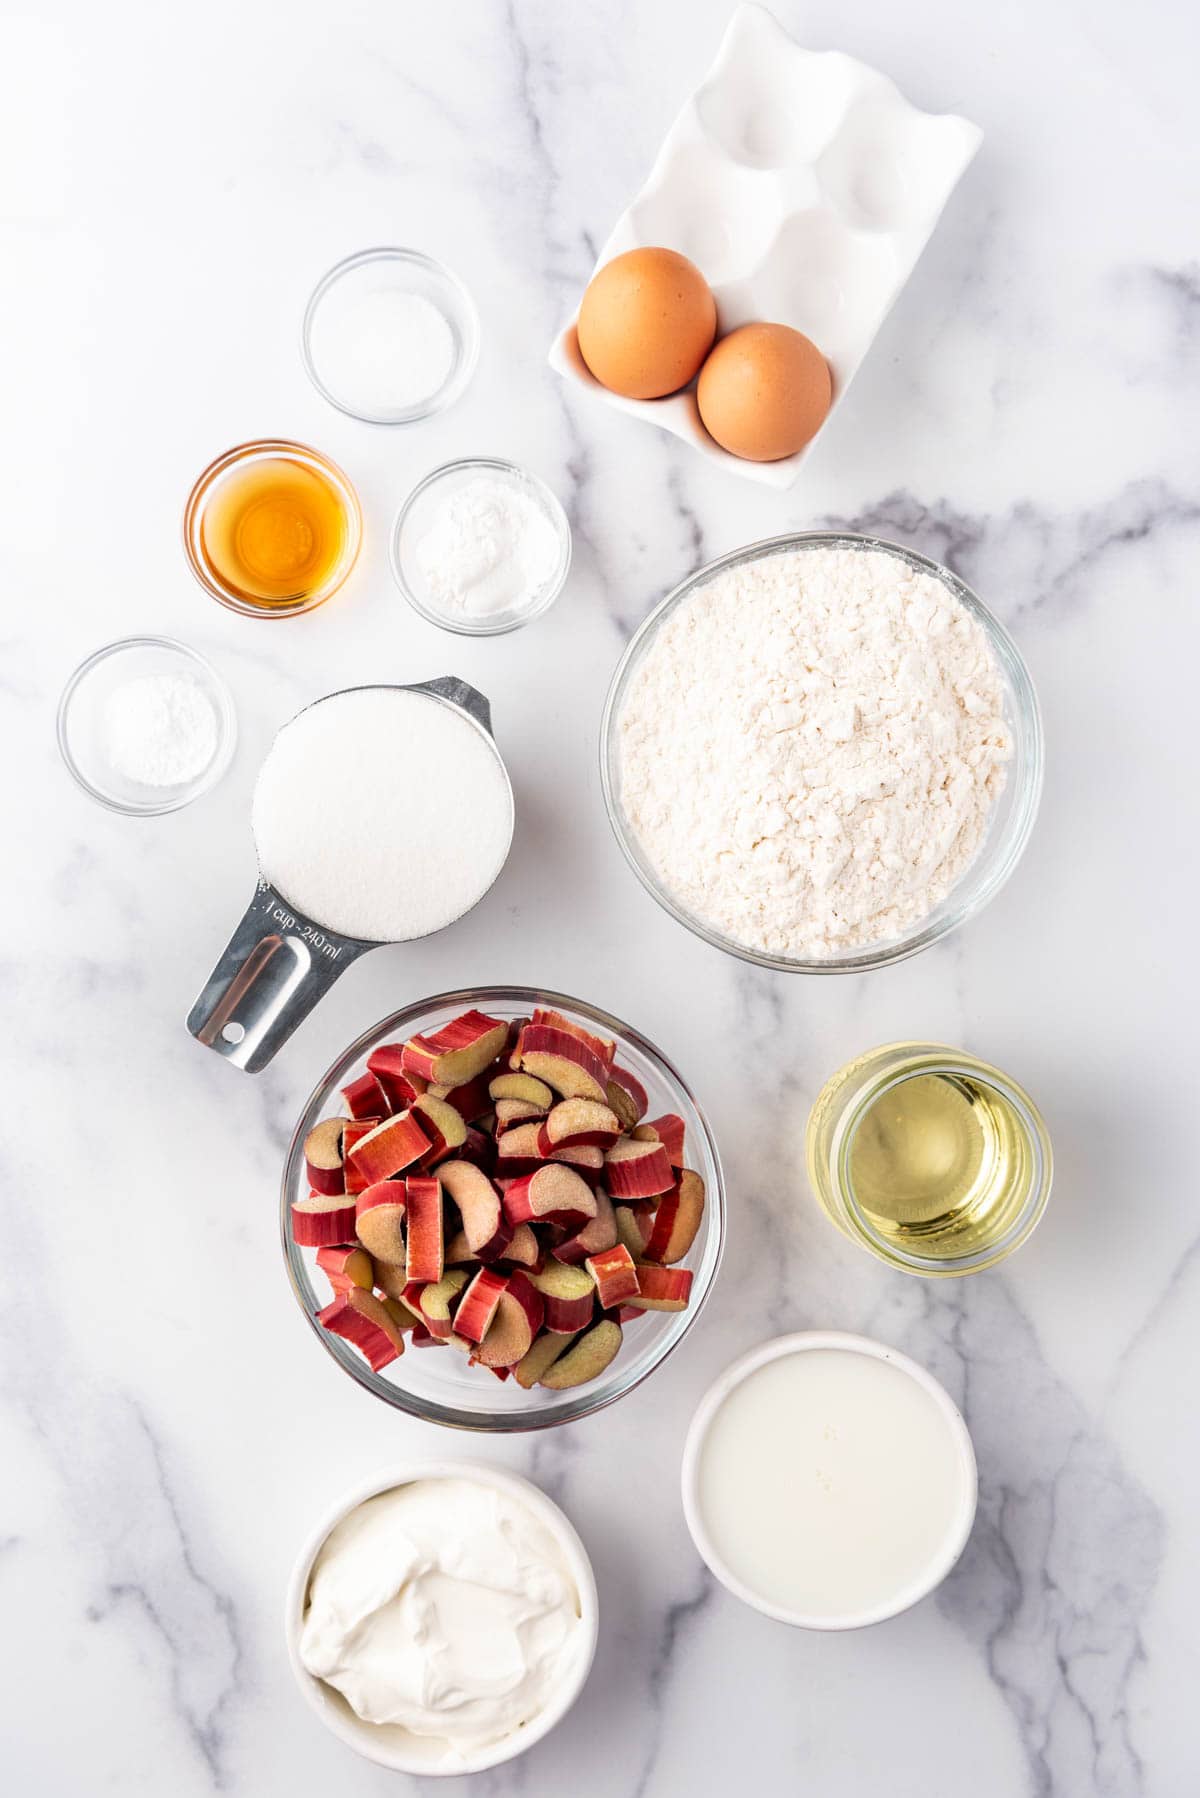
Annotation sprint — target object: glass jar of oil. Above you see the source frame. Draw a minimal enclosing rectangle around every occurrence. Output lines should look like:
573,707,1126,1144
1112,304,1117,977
184,440,362,618
805,1043,1052,1277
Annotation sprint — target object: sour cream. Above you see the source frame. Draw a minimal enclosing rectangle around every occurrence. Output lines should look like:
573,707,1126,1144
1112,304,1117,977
298,1476,587,1757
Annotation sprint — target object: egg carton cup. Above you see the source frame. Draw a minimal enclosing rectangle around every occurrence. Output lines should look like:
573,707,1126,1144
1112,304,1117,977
549,4,982,489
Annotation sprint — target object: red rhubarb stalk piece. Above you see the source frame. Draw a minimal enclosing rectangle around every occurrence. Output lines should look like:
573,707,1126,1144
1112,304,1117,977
455,1267,510,1343
290,1194,358,1248
625,1265,694,1311
586,1243,640,1308
315,1244,374,1292
303,1118,346,1196
553,1188,618,1264
354,1183,407,1264
342,1121,374,1194
438,1160,513,1260
341,1071,391,1121
347,1110,431,1185
634,1113,686,1167
404,1175,445,1284
318,1290,405,1370
606,1064,649,1129
366,1043,427,1110
604,1137,675,1200
642,1169,706,1264
401,1010,509,1085
536,1097,622,1153
502,1163,598,1228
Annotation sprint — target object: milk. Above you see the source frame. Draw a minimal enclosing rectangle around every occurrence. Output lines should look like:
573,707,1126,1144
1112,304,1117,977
692,1343,973,1622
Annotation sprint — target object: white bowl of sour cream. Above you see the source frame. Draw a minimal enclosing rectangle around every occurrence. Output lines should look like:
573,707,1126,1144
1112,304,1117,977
285,1462,598,1774
682,1332,977,1630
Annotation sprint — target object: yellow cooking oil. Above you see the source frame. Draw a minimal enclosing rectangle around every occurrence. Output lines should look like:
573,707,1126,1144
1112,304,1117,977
806,1044,1052,1275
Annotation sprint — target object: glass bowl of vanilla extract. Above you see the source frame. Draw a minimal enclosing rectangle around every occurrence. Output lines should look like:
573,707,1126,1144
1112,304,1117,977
183,439,362,619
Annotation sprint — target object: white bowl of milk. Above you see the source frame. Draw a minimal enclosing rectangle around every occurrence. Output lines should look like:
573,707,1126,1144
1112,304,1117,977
681,1332,977,1629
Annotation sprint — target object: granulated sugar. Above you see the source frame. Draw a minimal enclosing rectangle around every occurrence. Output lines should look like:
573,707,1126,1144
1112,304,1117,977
617,545,1011,959
252,687,513,942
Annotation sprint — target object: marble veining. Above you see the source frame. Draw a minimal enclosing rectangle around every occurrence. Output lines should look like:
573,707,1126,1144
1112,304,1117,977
6,0,1199,1793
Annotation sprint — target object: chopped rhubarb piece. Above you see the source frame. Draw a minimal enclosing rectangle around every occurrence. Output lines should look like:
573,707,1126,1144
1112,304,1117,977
537,1097,622,1153
633,1113,686,1167
411,1322,447,1347
625,1265,694,1311
514,1329,576,1389
514,1024,611,1103
347,1111,431,1185
614,1203,652,1259
547,1142,605,1183
401,1010,509,1085
438,1160,513,1260
318,1290,405,1371
489,1071,554,1109
374,1260,417,1302
503,1163,597,1228
417,1268,469,1339
413,1093,469,1164
553,1188,618,1265
530,1007,616,1070
366,1043,427,1110
494,1122,547,1178
341,1071,391,1121
404,1176,444,1283
315,1244,374,1293
604,1137,675,1199
606,1064,649,1129
291,1194,358,1248
586,1243,640,1308
304,1118,346,1196
342,1121,374,1194
354,1183,407,1264
528,1260,596,1333
538,1319,622,1389
501,1222,541,1268
455,1267,510,1343
382,1283,425,1327
643,1169,706,1264
427,1074,492,1123
495,1097,548,1133
380,1293,422,1334
474,1272,544,1368
617,1305,648,1325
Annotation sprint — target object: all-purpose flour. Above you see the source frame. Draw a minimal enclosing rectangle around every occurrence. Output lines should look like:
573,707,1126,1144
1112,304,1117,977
618,545,1011,958
252,688,513,942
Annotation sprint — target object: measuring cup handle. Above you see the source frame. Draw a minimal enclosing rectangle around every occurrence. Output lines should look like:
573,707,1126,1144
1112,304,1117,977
186,883,374,1072
409,676,494,737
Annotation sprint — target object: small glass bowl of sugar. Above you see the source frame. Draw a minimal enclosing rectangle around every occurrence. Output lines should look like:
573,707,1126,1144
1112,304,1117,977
57,637,237,815
301,248,480,425
391,457,572,636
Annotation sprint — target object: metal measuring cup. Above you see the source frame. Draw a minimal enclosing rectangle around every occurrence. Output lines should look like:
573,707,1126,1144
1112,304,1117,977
187,677,513,1072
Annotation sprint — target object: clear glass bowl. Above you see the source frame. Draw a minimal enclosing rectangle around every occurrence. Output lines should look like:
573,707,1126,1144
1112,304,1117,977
390,458,572,637
57,636,237,815
301,248,480,425
182,438,363,620
600,532,1044,974
281,987,725,1430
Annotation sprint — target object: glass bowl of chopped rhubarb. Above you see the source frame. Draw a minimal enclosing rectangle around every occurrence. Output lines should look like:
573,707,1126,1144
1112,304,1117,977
281,988,725,1430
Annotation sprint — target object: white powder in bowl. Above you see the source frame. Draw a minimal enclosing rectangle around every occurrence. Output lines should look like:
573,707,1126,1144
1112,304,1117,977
252,687,513,942
308,278,456,417
617,545,1011,959
103,672,219,788
414,474,563,619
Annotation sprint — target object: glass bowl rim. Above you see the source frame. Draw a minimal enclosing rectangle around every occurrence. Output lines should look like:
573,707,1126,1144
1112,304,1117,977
182,437,363,620
300,246,481,426
280,985,725,1431
599,529,1045,974
56,633,238,816
389,457,572,638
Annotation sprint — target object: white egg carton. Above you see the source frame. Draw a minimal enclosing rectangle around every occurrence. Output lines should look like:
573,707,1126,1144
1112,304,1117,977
549,4,982,489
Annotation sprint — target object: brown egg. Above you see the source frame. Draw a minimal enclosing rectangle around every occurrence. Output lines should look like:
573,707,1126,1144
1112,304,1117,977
577,248,717,400
697,323,832,461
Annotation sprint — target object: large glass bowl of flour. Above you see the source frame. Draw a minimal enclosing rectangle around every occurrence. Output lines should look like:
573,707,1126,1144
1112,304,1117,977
601,533,1043,974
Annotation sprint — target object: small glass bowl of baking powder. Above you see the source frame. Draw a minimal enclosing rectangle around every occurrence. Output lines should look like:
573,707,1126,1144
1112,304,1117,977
391,457,572,636
301,248,480,425
57,636,237,816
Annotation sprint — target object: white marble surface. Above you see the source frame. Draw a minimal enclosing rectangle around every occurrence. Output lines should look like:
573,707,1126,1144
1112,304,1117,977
4,0,1198,1791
